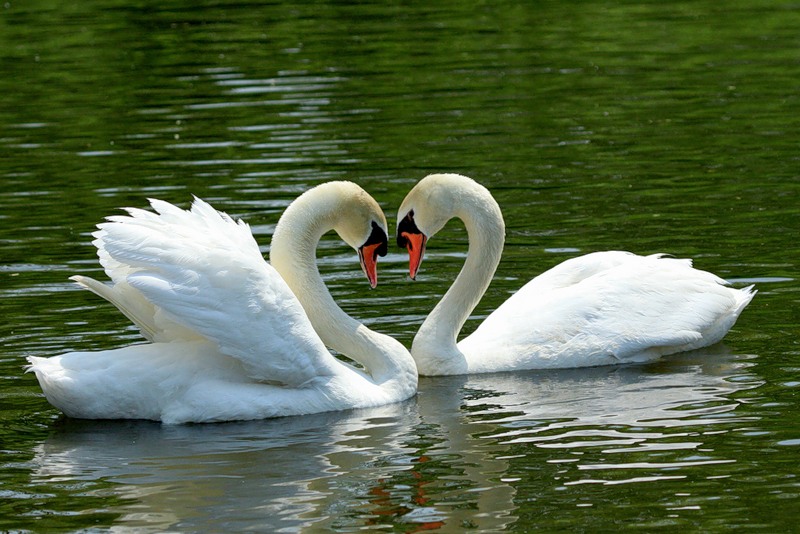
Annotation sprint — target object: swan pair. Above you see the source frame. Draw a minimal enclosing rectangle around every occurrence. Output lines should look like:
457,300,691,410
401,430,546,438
27,174,755,423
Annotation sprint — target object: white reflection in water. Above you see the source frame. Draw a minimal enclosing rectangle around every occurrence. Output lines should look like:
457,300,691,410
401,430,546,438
29,347,759,531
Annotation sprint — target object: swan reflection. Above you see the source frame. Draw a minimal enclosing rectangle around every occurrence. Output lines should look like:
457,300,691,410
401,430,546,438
30,347,759,531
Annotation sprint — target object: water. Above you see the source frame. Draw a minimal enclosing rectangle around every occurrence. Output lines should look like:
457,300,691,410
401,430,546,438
2,0,799,531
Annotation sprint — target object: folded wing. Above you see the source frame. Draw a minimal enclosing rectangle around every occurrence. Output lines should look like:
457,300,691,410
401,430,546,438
467,252,754,366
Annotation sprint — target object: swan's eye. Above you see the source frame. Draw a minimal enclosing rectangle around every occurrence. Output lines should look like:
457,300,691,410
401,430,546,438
397,210,421,249
363,221,388,257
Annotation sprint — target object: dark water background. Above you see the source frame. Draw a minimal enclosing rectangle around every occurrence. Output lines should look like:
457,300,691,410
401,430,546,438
2,1,799,531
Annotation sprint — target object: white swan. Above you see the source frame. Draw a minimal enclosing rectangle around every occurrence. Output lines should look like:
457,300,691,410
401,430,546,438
396,173,755,375
27,182,417,423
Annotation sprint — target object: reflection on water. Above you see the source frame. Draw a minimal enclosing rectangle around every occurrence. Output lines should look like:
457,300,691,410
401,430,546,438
28,348,759,531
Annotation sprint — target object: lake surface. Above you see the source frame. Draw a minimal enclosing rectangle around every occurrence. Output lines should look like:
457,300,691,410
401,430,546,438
2,0,799,531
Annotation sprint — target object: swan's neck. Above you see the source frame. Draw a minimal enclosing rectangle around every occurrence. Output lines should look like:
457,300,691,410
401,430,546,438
412,189,505,375
270,187,414,385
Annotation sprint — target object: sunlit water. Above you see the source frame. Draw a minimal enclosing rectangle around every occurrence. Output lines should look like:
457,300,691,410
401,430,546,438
2,0,800,531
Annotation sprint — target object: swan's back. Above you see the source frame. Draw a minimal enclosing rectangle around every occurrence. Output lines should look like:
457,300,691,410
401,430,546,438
460,252,755,371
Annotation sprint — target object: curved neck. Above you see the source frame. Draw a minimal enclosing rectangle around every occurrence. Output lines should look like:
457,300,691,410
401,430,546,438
269,186,414,384
412,188,505,374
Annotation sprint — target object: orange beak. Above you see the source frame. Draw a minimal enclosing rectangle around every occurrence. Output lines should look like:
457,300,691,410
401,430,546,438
358,242,383,289
400,231,427,280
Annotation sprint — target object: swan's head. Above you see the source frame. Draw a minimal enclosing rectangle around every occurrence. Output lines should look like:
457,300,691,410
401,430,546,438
327,182,389,289
397,173,492,279
272,181,389,289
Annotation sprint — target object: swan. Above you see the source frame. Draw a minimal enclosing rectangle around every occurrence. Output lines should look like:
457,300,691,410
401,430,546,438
27,182,417,423
396,173,755,375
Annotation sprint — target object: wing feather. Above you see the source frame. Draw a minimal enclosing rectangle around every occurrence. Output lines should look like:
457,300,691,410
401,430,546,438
466,252,751,367
89,197,337,386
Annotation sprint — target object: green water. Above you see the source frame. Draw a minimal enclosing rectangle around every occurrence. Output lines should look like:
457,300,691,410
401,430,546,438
2,0,799,531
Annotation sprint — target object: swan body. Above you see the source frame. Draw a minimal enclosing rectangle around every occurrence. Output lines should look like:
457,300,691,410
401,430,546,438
396,173,755,376
28,182,417,423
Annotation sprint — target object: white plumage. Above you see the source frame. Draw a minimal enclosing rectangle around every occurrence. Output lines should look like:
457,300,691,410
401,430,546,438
28,182,417,423
397,174,755,375
460,251,754,372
